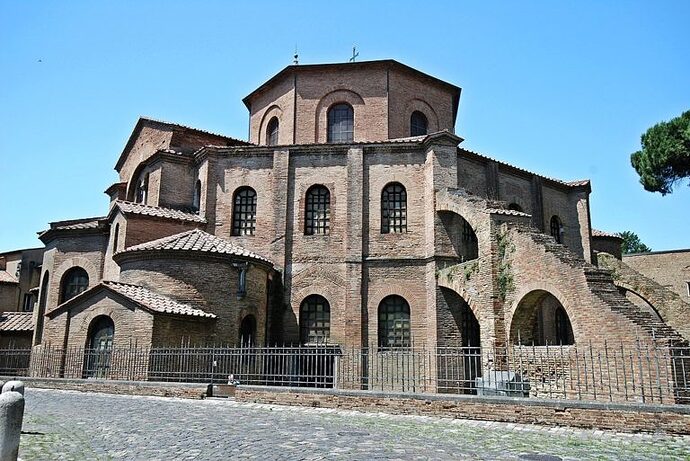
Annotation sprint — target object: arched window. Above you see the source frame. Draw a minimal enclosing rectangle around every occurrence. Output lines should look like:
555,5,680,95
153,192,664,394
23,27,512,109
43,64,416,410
508,203,523,212
193,180,202,211
34,271,49,345
327,103,354,143
112,224,120,253
231,187,257,236
266,117,279,146
135,172,149,204
305,185,330,235
300,295,330,344
60,267,89,303
410,111,428,136
381,182,407,233
239,314,257,347
550,215,563,244
378,295,411,348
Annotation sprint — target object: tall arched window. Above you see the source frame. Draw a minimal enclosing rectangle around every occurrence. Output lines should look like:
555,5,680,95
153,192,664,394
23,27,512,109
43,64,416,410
266,117,279,146
112,224,120,253
135,172,149,204
60,267,89,303
305,185,330,235
410,111,428,136
378,295,411,348
300,295,330,344
34,271,50,345
550,215,563,244
381,182,407,233
327,103,354,143
193,179,202,211
231,187,257,236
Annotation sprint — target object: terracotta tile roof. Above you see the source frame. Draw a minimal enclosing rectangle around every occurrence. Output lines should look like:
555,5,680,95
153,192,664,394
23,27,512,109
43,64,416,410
102,281,216,319
121,229,273,265
53,220,102,231
592,229,622,238
0,312,33,331
487,208,532,217
0,271,18,284
459,147,591,190
39,216,108,241
114,201,207,223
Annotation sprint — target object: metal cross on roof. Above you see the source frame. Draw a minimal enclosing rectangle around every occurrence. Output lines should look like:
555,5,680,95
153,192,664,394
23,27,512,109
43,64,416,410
349,46,359,62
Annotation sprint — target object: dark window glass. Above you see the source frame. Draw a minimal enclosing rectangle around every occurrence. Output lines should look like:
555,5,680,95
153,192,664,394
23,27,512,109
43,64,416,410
327,103,354,143
193,180,202,211
84,315,115,378
22,293,34,312
135,173,149,204
305,185,330,235
112,224,120,253
550,215,562,244
381,182,407,233
60,267,89,303
410,111,428,136
266,117,279,146
232,187,257,236
378,295,411,348
300,295,330,344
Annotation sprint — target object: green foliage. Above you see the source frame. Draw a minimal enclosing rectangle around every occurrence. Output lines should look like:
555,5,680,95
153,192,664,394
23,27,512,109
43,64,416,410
496,230,514,302
630,110,690,195
619,231,652,254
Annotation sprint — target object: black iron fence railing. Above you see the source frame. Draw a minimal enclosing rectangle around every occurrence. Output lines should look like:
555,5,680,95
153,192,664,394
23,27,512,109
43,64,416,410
0,342,688,405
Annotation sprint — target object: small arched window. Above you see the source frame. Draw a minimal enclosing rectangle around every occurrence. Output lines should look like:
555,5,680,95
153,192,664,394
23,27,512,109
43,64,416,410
193,180,202,212
381,182,407,234
378,295,411,348
300,295,330,344
112,224,120,253
410,111,428,136
135,172,149,204
305,185,330,235
550,215,563,244
327,103,354,143
266,117,279,146
232,187,257,236
508,203,523,212
60,267,89,303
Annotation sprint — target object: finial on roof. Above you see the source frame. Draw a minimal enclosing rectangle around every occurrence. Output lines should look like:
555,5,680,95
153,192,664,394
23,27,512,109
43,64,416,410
293,46,299,65
349,46,359,62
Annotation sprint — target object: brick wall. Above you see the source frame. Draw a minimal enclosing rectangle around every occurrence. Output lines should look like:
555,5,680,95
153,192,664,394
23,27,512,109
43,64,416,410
623,250,690,301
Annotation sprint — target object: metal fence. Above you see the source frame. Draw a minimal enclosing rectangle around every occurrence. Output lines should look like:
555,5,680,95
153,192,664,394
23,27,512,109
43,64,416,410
0,341,688,405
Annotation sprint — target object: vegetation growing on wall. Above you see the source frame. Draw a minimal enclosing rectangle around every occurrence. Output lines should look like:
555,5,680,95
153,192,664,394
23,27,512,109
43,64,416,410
497,229,514,302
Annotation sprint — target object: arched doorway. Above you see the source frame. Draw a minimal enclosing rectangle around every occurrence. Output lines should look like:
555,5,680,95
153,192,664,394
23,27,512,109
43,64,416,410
84,316,114,378
438,287,482,394
510,290,574,346
239,314,257,347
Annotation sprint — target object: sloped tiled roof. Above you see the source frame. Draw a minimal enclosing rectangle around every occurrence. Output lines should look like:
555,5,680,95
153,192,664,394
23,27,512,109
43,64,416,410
592,229,622,239
120,229,273,265
114,201,207,223
0,271,18,284
102,281,216,318
487,208,532,218
0,312,33,331
38,216,108,241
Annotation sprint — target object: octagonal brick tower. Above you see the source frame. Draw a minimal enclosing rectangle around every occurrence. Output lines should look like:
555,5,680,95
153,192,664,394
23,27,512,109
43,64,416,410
243,59,462,145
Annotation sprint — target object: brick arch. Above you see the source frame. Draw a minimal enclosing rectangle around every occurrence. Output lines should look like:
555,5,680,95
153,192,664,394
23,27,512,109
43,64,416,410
508,283,578,345
315,89,365,143
434,190,493,256
73,308,121,348
54,257,100,304
258,104,283,145
613,281,663,322
125,161,150,202
403,98,439,134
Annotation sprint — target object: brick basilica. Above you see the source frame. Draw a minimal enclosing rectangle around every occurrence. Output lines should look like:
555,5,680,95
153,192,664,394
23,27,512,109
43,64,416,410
2,59,688,360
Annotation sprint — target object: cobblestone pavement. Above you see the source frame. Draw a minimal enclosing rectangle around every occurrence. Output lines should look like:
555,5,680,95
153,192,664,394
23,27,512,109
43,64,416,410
18,389,690,460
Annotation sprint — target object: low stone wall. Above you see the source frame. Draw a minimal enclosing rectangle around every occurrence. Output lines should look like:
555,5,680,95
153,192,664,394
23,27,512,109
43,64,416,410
1,377,208,400
235,386,690,435
5,377,690,434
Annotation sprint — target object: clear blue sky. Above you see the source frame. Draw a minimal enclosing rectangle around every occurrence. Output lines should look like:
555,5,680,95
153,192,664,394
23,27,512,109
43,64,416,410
1,1,688,253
